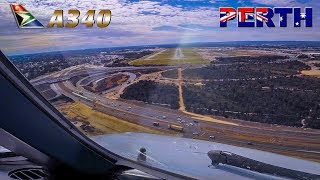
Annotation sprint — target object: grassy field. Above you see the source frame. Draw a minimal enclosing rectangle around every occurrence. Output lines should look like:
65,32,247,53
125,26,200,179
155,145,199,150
152,48,176,59
130,59,177,66
57,102,169,136
130,48,209,66
222,49,274,57
130,49,176,65
181,48,210,64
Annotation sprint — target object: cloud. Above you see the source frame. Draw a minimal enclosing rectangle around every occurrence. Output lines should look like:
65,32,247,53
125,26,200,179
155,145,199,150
0,0,319,55
153,25,181,31
251,0,313,6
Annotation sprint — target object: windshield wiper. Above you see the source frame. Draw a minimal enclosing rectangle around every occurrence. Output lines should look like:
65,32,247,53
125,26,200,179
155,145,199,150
208,150,320,180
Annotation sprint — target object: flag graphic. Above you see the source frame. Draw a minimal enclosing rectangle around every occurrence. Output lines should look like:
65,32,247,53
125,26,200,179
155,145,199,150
256,8,269,23
10,4,44,28
220,7,236,27
220,8,236,23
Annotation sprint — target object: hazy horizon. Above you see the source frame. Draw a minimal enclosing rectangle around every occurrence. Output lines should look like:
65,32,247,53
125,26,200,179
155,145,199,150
6,40,320,56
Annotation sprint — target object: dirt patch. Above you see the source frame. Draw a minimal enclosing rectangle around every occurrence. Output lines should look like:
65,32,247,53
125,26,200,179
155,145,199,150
183,111,239,126
301,70,320,78
85,74,129,93
178,68,186,111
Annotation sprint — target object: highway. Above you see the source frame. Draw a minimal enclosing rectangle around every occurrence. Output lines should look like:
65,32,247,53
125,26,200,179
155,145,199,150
34,64,320,162
31,65,174,86
56,80,199,135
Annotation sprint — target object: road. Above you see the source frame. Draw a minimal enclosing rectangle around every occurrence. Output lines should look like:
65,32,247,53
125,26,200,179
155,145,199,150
31,65,175,86
35,64,320,162
57,80,199,135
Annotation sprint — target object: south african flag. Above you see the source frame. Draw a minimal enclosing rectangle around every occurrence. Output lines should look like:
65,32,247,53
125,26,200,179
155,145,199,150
10,4,44,28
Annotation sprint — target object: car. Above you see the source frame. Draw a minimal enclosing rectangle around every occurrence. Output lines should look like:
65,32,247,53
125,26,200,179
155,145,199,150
189,123,194,126
192,132,199,136
162,116,166,119
153,122,160,127
209,135,215,139
181,120,186,123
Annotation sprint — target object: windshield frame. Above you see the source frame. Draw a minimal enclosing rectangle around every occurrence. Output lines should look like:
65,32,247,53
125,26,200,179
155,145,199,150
0,50,195,180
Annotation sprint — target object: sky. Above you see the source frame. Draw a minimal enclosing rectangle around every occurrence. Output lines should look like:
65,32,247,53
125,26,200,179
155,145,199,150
0,0,319,55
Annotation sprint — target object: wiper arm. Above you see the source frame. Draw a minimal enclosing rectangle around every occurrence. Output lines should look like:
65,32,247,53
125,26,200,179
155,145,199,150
208,150,320,180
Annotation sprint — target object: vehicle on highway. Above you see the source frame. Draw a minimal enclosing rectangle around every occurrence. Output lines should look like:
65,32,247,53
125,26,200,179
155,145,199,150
193,132,199,136
153,122,160,127
168,124,184,132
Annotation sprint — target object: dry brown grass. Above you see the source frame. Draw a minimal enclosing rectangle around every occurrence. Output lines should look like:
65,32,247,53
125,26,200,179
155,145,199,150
57,102,169,136
117,75,128,85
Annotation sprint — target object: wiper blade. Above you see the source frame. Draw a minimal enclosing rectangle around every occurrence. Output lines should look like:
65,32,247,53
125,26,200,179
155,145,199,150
208,150,320,180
